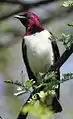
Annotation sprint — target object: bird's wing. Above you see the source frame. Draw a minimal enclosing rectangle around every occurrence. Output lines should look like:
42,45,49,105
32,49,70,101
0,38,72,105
51,40,60,63
50,33,60,100
22,38,36,80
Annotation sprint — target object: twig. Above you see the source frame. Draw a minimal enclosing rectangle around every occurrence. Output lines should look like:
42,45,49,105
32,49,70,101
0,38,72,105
0,0,25,6
14,90,26,96
0,7,24,21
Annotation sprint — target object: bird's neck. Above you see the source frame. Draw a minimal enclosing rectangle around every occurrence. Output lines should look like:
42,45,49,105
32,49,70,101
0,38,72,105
25,25,44,36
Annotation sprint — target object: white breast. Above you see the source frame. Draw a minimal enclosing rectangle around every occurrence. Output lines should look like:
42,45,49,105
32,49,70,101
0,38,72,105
24,30,54,78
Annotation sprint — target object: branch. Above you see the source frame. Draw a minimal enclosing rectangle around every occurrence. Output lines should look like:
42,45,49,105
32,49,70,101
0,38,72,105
0,0,57,21
0,0,25,6
0,0,55,5
0,8,24,21
0,0,49,21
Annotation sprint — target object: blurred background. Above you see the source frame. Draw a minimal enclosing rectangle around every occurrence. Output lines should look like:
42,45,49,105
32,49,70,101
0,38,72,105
0,0,73,119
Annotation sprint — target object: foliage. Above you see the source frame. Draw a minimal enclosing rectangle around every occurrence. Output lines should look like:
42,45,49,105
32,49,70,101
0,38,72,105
62,73,73,81
62,0,73,29
5,71,73,118
5,71,59,118
63,0,73,7
68,23,73,27
23,98,53,119
59,33,73,50
5,71,58,95
5,72,73,95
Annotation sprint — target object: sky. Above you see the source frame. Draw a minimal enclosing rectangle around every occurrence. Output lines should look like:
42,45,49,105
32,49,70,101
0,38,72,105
60,54,73,77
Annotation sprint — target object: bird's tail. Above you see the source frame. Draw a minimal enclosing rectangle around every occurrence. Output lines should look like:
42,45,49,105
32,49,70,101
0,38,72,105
52,69,62,113
52,95,62,113
55,70,60,100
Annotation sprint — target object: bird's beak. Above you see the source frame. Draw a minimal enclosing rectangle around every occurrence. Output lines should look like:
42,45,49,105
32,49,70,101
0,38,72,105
14,15,26,19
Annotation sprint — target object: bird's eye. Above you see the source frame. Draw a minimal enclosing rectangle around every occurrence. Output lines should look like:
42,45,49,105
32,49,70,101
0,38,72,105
23,14,31,19
24,14,27,17
27,14,31,18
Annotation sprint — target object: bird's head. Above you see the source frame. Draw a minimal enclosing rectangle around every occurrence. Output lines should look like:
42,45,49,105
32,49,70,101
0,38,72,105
14,12,44,35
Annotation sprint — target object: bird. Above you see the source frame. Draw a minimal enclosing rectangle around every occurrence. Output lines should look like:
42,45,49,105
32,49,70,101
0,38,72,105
14,12,62,119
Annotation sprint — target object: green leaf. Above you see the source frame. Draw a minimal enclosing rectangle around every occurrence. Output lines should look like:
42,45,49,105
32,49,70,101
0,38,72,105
59,33,73,50
68,23,73,27
62,73,73,82
63,0,73,7
23,100,53,119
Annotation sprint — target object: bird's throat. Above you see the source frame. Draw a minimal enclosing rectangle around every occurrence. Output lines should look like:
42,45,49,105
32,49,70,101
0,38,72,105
25,25,44,36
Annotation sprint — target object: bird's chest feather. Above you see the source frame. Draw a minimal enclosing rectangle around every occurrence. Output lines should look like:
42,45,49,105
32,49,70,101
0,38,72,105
24,30,54,77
